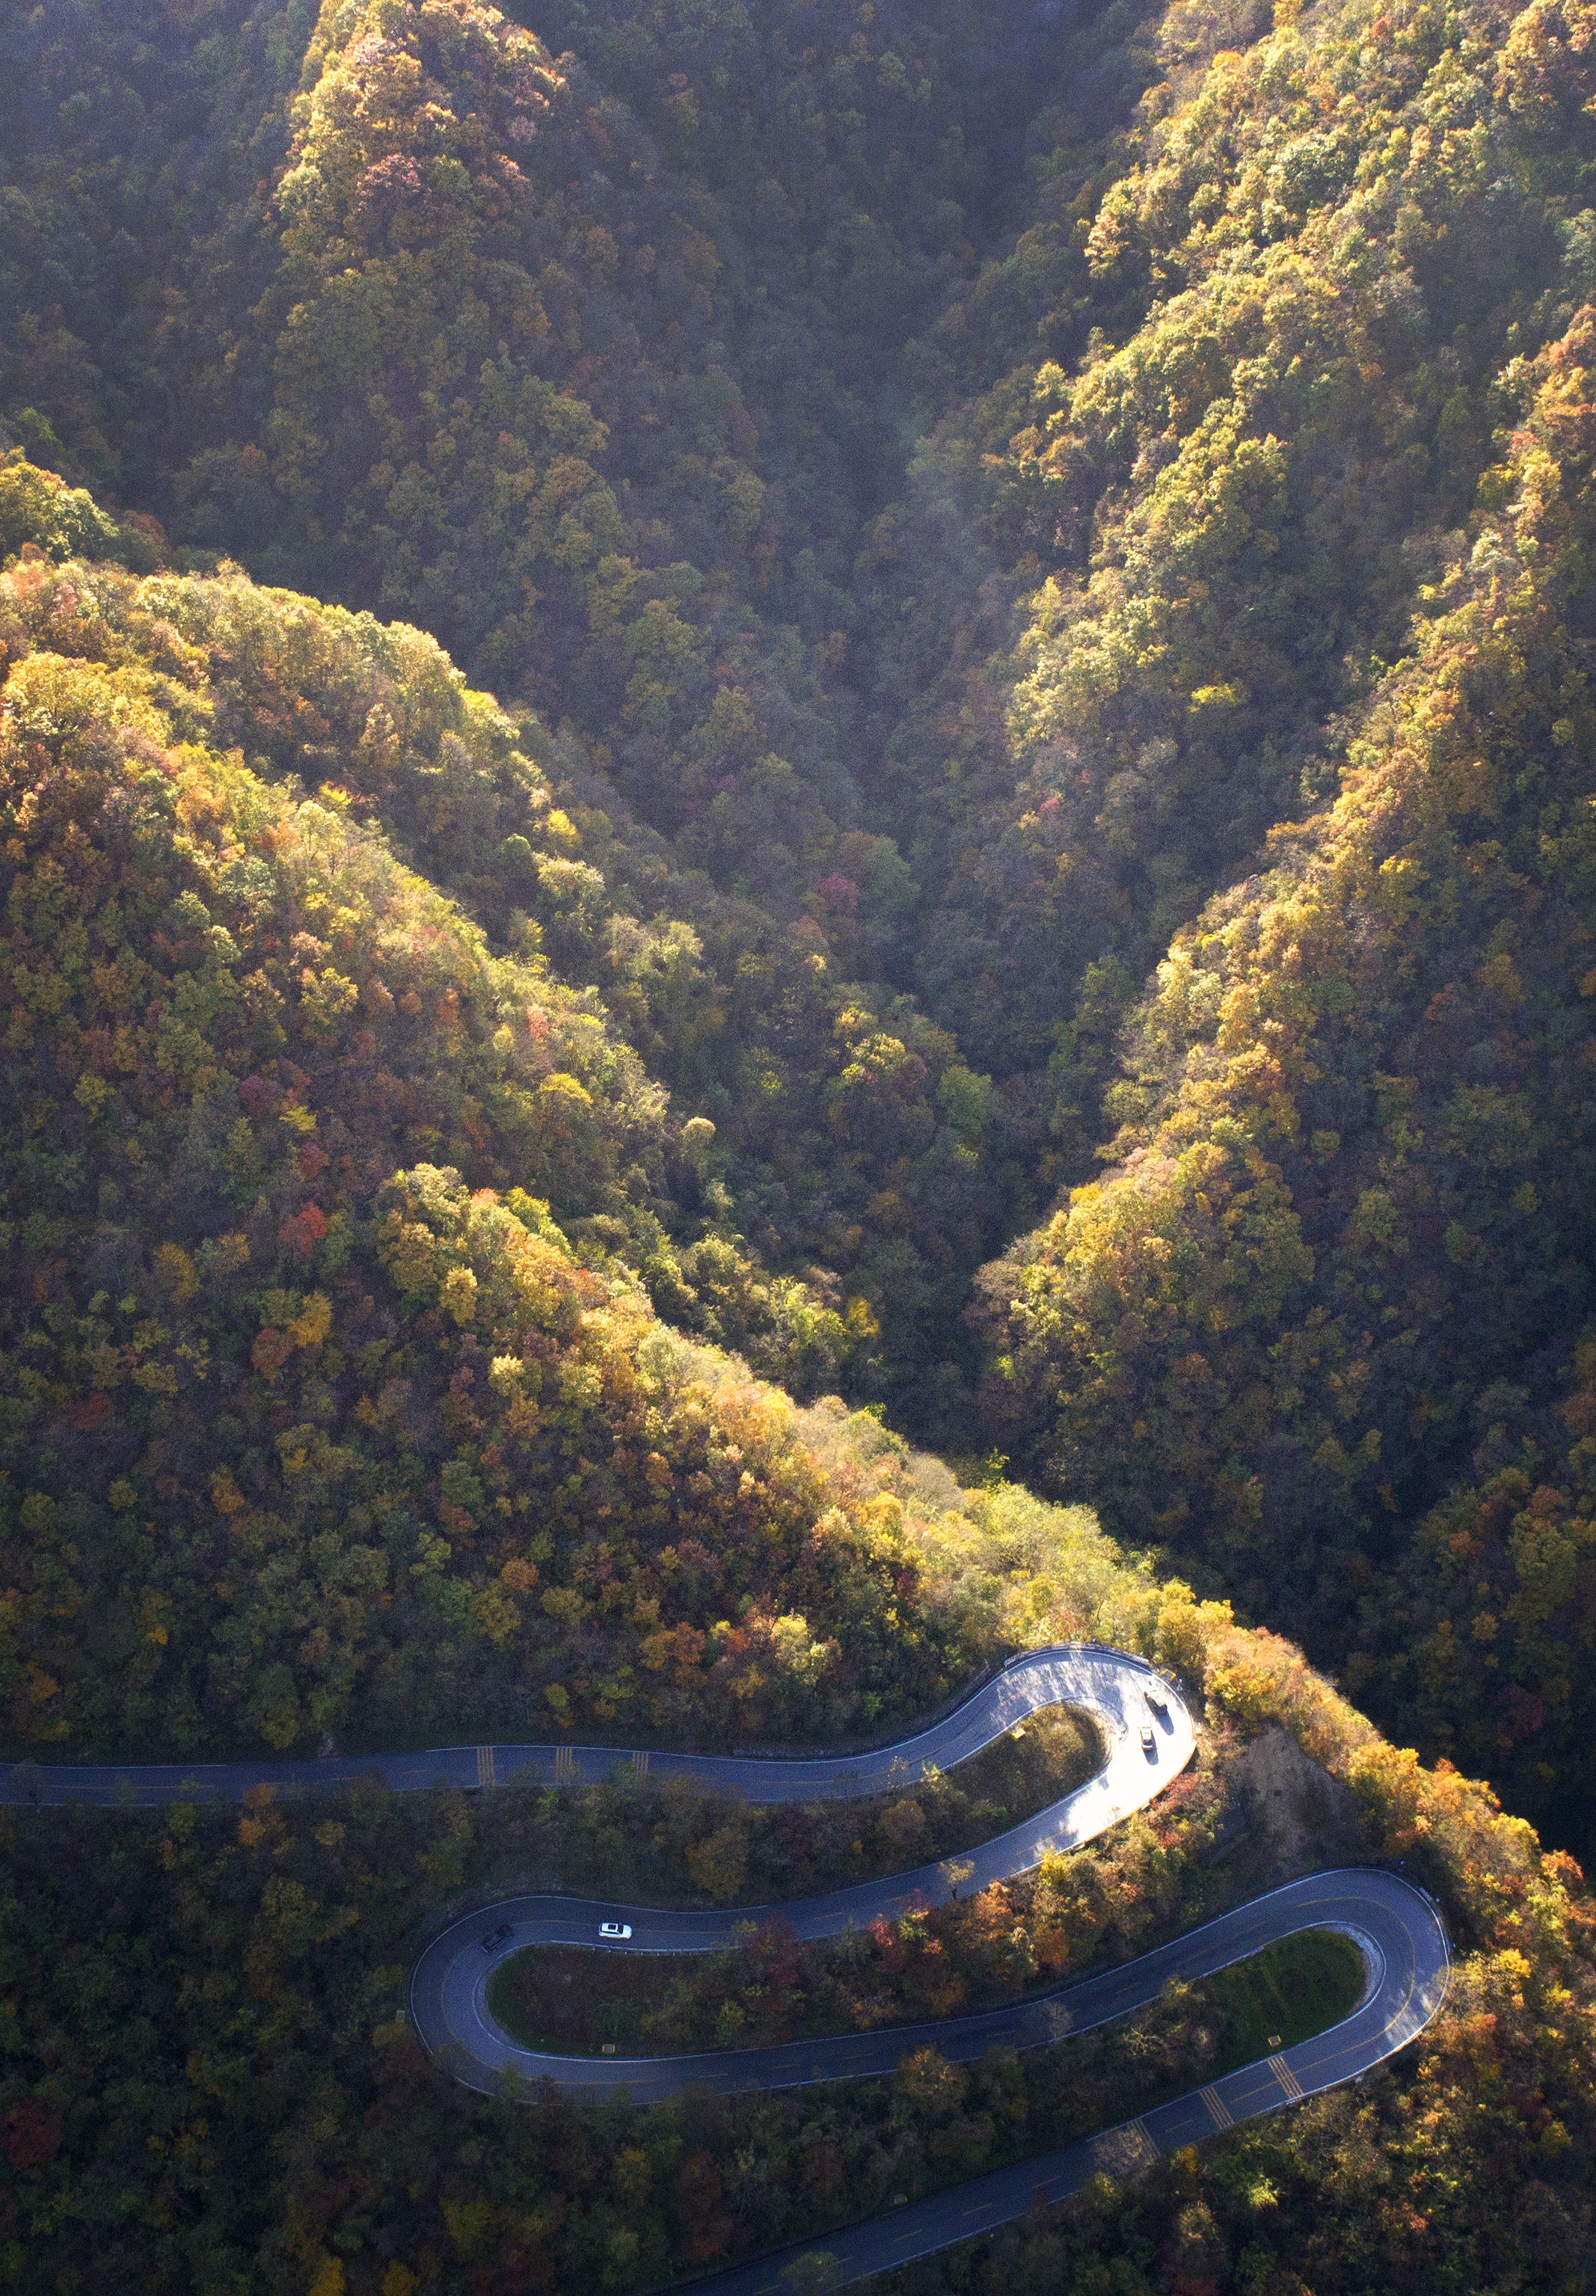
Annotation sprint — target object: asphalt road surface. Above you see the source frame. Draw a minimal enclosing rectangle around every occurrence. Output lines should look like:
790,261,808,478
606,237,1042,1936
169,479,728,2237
0,1641,1180,1808
398,1648,1448,2295
4,1645,1450,2295
409,1643,1195,2097
649,1869,1449,2295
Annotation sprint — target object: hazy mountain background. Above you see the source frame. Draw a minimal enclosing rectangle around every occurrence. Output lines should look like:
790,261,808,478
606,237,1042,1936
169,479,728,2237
4,2,1596,2290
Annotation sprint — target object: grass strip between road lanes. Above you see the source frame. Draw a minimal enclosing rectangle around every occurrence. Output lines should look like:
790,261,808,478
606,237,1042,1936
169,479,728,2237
487,1915,1366,2069
1200,1929,1364,2078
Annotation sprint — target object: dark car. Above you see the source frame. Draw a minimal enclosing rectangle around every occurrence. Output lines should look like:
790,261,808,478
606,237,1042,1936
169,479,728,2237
480,1923,514,1953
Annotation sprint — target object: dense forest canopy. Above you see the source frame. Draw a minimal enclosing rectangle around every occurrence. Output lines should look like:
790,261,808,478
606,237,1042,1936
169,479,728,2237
4,0,1596,2290
7,0,1595,1846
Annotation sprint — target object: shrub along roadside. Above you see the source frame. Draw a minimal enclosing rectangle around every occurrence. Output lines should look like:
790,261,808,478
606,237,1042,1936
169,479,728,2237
1,1292,1592,2296
485,1903,1364,2061
2,1635,1586,2296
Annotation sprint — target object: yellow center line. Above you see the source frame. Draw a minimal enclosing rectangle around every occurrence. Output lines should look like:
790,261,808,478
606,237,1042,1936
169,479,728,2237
1201,2084,1234,2129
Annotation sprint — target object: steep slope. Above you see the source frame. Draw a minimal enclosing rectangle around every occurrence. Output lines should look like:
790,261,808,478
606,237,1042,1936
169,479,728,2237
1,0,1136,1432
1,8,1595,2283
975,303,1596,1844
0,467,1035,1424
1352,1331,1596,1848
0,482,980,1761
8,0,1596,1826
1,0,1041,901
869,0,1596,1149
3,1426,1595,2296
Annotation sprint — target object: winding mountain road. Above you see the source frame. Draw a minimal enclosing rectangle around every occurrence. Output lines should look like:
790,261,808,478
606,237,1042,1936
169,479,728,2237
3,1646,1451,2295
409,1643,1197,2097
399,1647,1448,2295
0,1642,1170,1809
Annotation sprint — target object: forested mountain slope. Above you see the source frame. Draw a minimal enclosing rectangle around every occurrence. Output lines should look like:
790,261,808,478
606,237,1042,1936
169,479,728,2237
5,1418,1596,2296
977,297,1596,1837
0,464,1005,1760
871,0,1596,1104
4,2,1596,2287
0,0,1078,1425
938,0,1596,1846
3,0,1595,1832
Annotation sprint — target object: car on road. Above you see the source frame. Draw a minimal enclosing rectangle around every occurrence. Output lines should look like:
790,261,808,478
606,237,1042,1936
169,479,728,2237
479,1923,514,1953
1139,1727,1158,1758
599,1921,632,1939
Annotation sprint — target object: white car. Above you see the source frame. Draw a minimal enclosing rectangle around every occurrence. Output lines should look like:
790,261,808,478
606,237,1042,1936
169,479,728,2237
599,1921,632,1940
1139,1727,1158,1758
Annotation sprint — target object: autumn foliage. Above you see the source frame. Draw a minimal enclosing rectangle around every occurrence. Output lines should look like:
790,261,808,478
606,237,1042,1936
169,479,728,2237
4,0,1596,2288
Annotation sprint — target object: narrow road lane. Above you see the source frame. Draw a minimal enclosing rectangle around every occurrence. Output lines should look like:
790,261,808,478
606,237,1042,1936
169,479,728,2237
661,1870,1448,2296
4,1645,1451,2296
0,1642,1176,1808
396,1647,1447,2296
410,1644,1195,2096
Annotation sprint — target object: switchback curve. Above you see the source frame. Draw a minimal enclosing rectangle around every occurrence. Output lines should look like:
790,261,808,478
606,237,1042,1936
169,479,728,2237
3,1645,1449,2295
0,1642,1176,1809
657,1870,1450,2296
409,1642,1195,2097
402,1647,1448,2296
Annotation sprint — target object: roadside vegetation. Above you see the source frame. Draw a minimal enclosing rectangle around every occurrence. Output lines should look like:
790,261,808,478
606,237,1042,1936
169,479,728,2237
485,1889,1364,2062
4,1627,1584,2296
4,0,1596,2289
1201,1930,1364,2078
